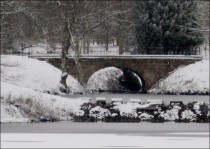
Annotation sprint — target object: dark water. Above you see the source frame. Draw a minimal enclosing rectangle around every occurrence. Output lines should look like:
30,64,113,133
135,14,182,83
62,93,209,105
1,122,209,134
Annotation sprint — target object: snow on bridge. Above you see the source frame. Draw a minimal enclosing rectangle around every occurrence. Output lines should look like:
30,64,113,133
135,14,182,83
29,54,203,60
30,54,203,91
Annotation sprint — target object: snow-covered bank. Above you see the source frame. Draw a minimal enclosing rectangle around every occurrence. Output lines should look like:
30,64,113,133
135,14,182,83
149,60,209,94
1,102,29,123
1,55,84,94
1,82,89,123
0,55,87,123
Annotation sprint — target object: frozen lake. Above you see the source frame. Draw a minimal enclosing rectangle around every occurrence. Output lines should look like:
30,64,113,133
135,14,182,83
62,93,209,104
1,123,209,148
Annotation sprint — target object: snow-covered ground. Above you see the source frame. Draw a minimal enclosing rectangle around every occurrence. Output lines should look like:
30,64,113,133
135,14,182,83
149,60,209,94
87,43,119,55
1,102,29,123
197,44,209,60
1,133,209,148
22,43,62,54
1,55,84,94
22,42,120,55
23,44,48,54
0,55,86,123
1,82,89,123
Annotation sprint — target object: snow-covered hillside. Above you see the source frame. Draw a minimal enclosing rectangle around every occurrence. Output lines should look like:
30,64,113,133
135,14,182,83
1,55,87,123
1,82,89,123
86,67,123,91
149,60,209,94
1,55,84,94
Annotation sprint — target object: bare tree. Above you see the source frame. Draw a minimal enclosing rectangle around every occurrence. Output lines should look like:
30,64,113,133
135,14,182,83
0,1,43,54
0,1,141,92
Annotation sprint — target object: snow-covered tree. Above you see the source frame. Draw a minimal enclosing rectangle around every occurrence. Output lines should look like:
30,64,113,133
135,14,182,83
134,0,204,54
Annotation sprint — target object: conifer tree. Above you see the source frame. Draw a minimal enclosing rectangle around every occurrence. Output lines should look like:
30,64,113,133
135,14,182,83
134,0,204,54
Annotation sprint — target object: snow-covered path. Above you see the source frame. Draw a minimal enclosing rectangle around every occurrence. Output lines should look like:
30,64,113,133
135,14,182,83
1,132,209,148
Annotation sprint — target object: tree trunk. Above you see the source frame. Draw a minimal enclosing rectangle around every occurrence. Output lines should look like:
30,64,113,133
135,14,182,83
60,47,68,90
116,36,119,46
75,32,83,84
75,33,80,58
96,37,99,44
105,32,109,53
76,61,83,84
119,36,123,55
83,38,86,54
113,37,115,46
87,38,90,54
60,21,71,92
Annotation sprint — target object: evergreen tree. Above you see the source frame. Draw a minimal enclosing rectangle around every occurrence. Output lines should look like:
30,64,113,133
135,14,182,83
134,0,204,54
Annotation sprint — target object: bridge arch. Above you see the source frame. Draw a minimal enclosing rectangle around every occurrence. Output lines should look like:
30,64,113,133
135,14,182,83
86,66,123,92
35,55,202,91
86,66,146,93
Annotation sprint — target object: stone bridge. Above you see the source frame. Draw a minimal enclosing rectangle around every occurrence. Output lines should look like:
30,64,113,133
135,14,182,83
30,55,203,91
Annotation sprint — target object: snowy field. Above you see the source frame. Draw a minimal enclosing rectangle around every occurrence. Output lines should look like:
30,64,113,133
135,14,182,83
1,133,209,148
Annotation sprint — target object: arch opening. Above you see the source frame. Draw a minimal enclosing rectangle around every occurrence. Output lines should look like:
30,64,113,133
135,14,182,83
86,67,124,92
86,67,145,93
119,68,145,93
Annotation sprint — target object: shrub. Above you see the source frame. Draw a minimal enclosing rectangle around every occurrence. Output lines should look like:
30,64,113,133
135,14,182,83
181,109,197,122
72,101,209,123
